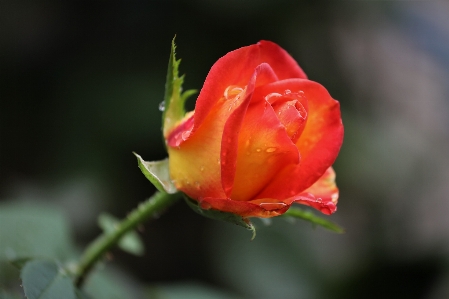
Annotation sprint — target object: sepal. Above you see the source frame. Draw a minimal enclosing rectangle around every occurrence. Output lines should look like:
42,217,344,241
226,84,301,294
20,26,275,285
282,207,344,233
133,152,177,194
162,37,197,137
184,196,256,240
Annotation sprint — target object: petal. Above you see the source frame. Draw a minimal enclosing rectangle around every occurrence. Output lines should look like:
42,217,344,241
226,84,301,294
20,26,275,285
221,63,282,197
168,106,226,199
256,79,343,200
257,41,307,80
291,167,339,215
226,91,300,202
301,167,339,205
168,63,278,200
198,197,290,218
193,41,307,131
265,91,308,143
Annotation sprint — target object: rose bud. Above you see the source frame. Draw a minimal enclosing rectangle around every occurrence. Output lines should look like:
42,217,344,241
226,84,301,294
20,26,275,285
165,41,343,218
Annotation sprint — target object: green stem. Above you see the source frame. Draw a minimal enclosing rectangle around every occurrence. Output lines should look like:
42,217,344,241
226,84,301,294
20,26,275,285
74,191,181,288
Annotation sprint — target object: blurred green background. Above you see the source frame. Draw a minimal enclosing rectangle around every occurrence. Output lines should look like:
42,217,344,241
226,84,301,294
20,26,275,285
1,1,449,298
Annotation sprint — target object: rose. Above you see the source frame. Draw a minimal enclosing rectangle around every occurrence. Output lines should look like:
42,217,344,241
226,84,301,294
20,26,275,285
165,41,343,218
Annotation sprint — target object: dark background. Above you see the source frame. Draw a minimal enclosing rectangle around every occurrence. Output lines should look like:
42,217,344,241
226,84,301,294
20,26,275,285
1,1,449,298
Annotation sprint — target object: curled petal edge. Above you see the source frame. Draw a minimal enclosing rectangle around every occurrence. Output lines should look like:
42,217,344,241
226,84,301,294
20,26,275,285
196,166,339,218
196,195,336,218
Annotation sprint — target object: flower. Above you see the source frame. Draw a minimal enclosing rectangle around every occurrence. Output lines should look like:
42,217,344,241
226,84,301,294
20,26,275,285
165,41,343,218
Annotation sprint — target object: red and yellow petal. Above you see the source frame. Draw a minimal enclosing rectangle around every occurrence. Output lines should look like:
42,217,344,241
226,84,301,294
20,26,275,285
256,79,343,201
228,94,299,202
220,63,281,197
168,63,279,201
290,167,339,215
167,103,226,199
301,167,338,205
193,41,307,131
257,40,307,80
198,197,290,218
195,166,338,217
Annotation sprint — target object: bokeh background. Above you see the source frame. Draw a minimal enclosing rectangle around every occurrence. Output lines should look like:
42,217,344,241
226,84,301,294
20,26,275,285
1,1,449,298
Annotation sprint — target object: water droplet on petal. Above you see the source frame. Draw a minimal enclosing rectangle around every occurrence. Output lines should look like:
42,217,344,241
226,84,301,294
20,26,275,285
264,92,282,103
181,130,191,141
200,201,211,210
256,148,261,152
298,90,304,95
259,202,287,210
194,181,201,190
224,85,243,100
266,147,277,153
158,101,165,111
200,166,204,172
284,89,291,95
316,197,323,203
331,193,338,202
296,102,307,120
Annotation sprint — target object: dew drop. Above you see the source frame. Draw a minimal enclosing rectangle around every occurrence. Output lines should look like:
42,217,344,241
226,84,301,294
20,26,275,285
200,201,212,210
331,193,338,202
295,101,307,120
181,130,191,141
259,202,287,210
200,166,204,172
264,92,282,102
316,197,323,203
194,181,201,190
266,147,277,153
298,90,304,95
224,85,243,100
158,101,165,111
256,148,261,152
284,89,291,95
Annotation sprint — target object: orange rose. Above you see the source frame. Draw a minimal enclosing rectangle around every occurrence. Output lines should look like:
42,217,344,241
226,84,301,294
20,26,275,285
165,41,343,218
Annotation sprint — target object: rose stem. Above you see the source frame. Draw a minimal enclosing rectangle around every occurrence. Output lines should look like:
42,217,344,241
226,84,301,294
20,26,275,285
74,191,181,288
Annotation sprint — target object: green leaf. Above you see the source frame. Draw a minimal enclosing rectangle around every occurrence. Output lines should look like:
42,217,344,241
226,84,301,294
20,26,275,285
282,207,345,233
98,213,144,256
133,152,177,194
82,267,134,299
0,204,75,261
9,257,34,270
0,203,75,286
162,37,197,137
184,197,256,240
21,259,76,299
